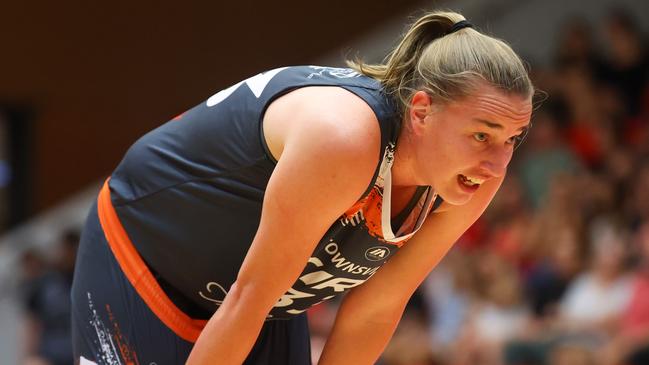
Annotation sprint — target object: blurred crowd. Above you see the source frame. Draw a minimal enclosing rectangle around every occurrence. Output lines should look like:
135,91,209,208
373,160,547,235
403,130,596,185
18,230,78,365
328,8,649,365
11,7,649,365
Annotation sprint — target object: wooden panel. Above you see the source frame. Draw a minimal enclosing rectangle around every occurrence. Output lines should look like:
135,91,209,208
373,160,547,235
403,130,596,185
0,1,422,212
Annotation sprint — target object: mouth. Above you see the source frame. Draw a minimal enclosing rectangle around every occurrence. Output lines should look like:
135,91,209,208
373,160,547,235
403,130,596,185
458,174,484,192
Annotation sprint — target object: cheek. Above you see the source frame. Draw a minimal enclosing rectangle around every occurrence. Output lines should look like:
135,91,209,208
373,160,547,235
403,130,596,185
418,134,447,169
436,136,474,171
417,126,474,178
417,139,461,182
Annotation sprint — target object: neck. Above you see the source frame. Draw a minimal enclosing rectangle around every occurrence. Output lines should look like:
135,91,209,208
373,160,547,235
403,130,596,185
391,125,418,187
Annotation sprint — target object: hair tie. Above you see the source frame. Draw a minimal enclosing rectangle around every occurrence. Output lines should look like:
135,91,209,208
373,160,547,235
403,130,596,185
448,20,473,34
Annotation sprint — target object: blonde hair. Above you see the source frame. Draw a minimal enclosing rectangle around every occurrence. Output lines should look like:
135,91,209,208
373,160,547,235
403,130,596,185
347,11,534,114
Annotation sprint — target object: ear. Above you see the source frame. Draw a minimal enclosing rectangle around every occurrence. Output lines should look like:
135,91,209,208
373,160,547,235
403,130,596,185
408,91,432,136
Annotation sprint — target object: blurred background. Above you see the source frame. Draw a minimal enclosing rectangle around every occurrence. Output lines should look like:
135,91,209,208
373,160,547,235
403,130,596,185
1,0,648,364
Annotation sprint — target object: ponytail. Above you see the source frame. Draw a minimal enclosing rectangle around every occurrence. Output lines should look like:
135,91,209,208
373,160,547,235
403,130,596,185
348,10,533,115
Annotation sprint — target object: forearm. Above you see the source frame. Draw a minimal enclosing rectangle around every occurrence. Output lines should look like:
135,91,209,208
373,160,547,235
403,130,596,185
186,283,270,365
318,300,404,364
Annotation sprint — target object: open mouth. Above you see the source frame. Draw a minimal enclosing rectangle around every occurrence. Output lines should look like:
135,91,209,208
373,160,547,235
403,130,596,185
458,174,484,190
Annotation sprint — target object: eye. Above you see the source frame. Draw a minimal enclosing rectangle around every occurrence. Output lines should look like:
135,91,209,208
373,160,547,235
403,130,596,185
508,127,531,150
506,134,523,145
473,132,488,142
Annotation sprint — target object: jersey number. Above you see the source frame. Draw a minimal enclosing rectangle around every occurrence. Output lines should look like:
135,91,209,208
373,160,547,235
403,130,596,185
206,67,288,107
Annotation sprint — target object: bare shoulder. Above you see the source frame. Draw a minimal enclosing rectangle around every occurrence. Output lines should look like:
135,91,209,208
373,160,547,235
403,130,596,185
262,86,381,167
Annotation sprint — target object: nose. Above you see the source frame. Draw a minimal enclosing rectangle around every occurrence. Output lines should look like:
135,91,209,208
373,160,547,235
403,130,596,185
479,146,512,178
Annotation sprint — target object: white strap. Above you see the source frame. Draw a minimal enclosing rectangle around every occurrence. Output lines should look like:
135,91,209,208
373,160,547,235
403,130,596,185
380,169,436,243
80,356,98,365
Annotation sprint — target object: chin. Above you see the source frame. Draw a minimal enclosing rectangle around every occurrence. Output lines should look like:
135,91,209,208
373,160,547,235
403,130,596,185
437,188,474,206
441,196,473,206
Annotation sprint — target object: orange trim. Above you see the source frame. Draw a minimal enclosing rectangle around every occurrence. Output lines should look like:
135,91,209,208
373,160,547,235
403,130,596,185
97,179,207,343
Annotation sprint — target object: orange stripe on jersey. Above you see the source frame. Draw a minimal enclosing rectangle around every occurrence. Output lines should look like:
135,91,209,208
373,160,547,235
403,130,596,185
97,179,207,343
172,112,185,121
343,185,423,248
359,187,384,240
344,186,410,246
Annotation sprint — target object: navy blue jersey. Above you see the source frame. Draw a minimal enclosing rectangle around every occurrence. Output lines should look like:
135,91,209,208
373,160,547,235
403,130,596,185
107,66,438,319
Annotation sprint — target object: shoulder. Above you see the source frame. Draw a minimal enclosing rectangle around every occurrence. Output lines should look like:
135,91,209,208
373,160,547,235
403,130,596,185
264,86,381,180
259,88,382,234
270,86,380,137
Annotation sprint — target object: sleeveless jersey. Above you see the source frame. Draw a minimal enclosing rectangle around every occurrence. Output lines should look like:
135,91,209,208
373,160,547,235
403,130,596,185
108,66,439,319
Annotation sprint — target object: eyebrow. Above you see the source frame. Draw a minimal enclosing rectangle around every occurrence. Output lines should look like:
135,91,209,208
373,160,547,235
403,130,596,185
473,118,529,132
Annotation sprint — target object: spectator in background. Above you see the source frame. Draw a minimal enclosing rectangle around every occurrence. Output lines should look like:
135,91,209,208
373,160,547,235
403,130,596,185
524,175,586,263
558,65,616,169
554,17,606,76
600,220,649,365
574,172,619,225
21,230,79,365
380,316,437,365
549,344,595,365
517,107,581,209
624,161,649,229
504,219,632,365
599,9,649,117
20,248,47,365
556,217,633,343
455,252,530,365
525,224,584,320
481,176,532,269
421,249,479,362
601,147,634,200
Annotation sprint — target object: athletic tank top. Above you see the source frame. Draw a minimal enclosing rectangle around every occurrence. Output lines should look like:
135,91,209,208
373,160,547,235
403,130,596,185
108,66,440,319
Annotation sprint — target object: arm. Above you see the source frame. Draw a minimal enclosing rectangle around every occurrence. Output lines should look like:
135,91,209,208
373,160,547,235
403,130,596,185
318,176,505,365
186,87,381,365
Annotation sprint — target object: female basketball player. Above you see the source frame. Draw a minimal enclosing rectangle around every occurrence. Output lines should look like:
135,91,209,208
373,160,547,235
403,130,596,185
71,10,534,365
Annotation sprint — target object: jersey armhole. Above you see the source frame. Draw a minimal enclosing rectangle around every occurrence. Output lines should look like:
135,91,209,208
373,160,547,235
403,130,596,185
257,85,388,204
258,87,302,165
